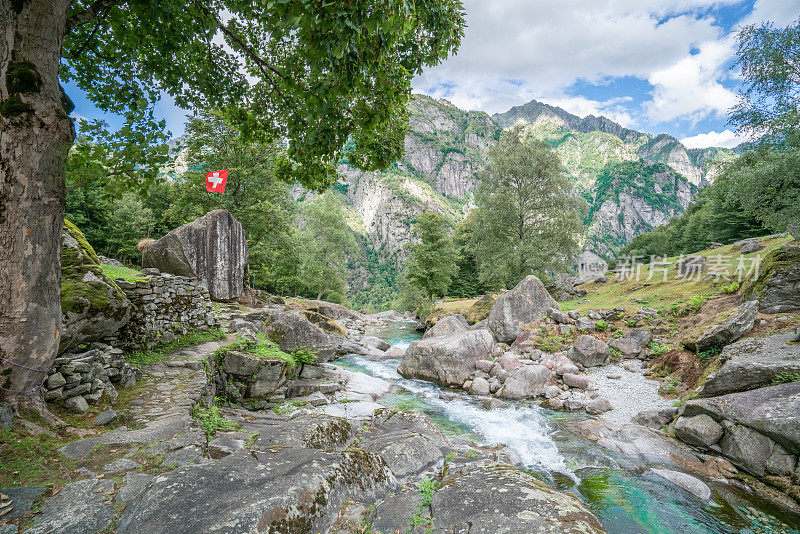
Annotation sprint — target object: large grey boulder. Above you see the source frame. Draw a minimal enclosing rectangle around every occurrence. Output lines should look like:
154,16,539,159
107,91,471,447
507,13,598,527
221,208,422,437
609,328,652,358
423,313,469,339
568,335,610,367
742,245,800,313
720,422,774,477
398,329,494,387
142,209,248,301
683,381,800,454
262,310,340,362
488,275,560,344
428,460,605,534
674,414,724,448
499,365,553,399
698,331,800,397
696,300,758,353
60,220,131,352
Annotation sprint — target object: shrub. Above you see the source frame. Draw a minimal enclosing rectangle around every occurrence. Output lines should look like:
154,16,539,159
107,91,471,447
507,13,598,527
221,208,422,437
595,320,607,331
193,405,239,438
537,334,564,353
609,347,622,362
696,345,722,363
649,341,670,357
720,281,740,294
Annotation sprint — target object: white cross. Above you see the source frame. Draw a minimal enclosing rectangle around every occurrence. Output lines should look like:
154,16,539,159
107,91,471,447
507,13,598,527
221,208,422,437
208,172,223,189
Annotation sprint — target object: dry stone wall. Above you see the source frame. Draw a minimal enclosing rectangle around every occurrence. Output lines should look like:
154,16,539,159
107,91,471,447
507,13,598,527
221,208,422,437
114,271,218,349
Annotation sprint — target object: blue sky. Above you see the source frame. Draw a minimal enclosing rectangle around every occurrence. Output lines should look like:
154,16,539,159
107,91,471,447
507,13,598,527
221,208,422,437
68,0,799,149
413,0,799,148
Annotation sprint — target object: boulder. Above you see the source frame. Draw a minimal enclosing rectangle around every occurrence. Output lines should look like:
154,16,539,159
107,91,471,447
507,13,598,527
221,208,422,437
499,365,553,399
545,274,589,301
488,275,560,344
262,310,339,362
359,410,451,479
361,336,391,351
60,220,131,352
469,376,491,395
568,335,610,367
683,381,800,456
585,397,613,415
789,223,800,241
609,329,652,358
650,469,711,501
698,331,800,397
398,329,494,387
562,373,590,390
741,246,800,313
117,447,393,533
286,299,367,322
427,460,605,534
720,423,775,478
696,301,758,353
142,209,248,301
674,414,724,448
25,479,116,534
631,407,678,429
735,238,764,254
423,314,469,339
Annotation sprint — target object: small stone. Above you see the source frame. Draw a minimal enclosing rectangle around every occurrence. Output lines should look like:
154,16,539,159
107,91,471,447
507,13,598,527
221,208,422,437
64,395,89,414
94,409,118,426
45,373,66,389
0,402,13,429
585,397,613,415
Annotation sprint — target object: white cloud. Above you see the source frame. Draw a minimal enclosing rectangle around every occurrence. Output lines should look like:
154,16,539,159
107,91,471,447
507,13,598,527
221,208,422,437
645,37,739,124
742,0,800,26
413,0,733,114
680,129,749,148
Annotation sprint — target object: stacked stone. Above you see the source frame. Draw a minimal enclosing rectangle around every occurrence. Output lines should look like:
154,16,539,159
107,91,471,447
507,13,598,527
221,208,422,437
44,345,138,413
115,271,218,349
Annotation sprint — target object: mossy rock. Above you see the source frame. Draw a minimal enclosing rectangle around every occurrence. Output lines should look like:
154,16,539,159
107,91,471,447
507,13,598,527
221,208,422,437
464,294,495,324
60,219,132,351
741,246,800,314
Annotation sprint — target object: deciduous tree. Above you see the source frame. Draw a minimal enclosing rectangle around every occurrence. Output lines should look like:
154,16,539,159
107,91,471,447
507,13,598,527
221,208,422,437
0,0,464,412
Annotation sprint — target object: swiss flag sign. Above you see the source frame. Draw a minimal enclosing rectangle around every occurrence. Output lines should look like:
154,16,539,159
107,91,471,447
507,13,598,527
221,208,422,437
205,169,229,193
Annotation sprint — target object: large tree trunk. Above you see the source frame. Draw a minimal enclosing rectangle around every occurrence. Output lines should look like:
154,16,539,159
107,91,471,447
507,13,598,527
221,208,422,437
0,0,73,410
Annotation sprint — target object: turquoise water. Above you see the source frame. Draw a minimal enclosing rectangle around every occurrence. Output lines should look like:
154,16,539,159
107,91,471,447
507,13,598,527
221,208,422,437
339,321,800,534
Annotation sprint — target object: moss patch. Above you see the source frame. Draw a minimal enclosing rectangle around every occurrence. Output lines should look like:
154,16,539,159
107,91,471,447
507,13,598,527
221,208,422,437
741,245,800,300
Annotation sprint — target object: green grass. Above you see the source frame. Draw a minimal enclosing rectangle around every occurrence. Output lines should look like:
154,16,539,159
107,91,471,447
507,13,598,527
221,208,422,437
772,372,800,385
409,475,439,531
125,328,227,367
0,427,74,487
559,234,794,315
214,333,317,370
100,264,147,282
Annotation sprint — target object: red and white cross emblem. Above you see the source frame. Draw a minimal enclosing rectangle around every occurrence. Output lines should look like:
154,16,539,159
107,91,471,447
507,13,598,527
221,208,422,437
205,169,228,193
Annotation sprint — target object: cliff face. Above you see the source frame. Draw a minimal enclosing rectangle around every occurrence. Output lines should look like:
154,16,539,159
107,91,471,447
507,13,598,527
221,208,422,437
294,94,734,301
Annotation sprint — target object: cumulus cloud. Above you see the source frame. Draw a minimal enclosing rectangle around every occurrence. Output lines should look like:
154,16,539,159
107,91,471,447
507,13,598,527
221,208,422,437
413,0,732,114
645,38,739,124
680,129,750,149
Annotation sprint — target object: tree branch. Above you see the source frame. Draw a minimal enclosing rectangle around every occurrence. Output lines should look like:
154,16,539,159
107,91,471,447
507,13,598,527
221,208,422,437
66,0,123,33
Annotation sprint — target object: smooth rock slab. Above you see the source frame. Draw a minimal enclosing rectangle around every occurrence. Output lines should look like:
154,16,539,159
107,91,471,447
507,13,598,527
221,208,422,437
116,472,154,505
429,460,605,533
674,414,724,448
650,469,711,501
0,486,46,519
25,479,115,534
117,448,394,534
102,458,140,473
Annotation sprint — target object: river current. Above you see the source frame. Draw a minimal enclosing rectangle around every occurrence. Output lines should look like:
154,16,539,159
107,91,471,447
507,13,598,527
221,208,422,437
335,320,800,534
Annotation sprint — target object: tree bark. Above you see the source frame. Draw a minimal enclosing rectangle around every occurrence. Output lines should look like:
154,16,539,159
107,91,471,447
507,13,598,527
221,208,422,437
0,0,74,408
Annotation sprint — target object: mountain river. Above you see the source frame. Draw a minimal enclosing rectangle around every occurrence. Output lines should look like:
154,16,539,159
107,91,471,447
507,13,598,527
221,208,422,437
335,320,800,534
